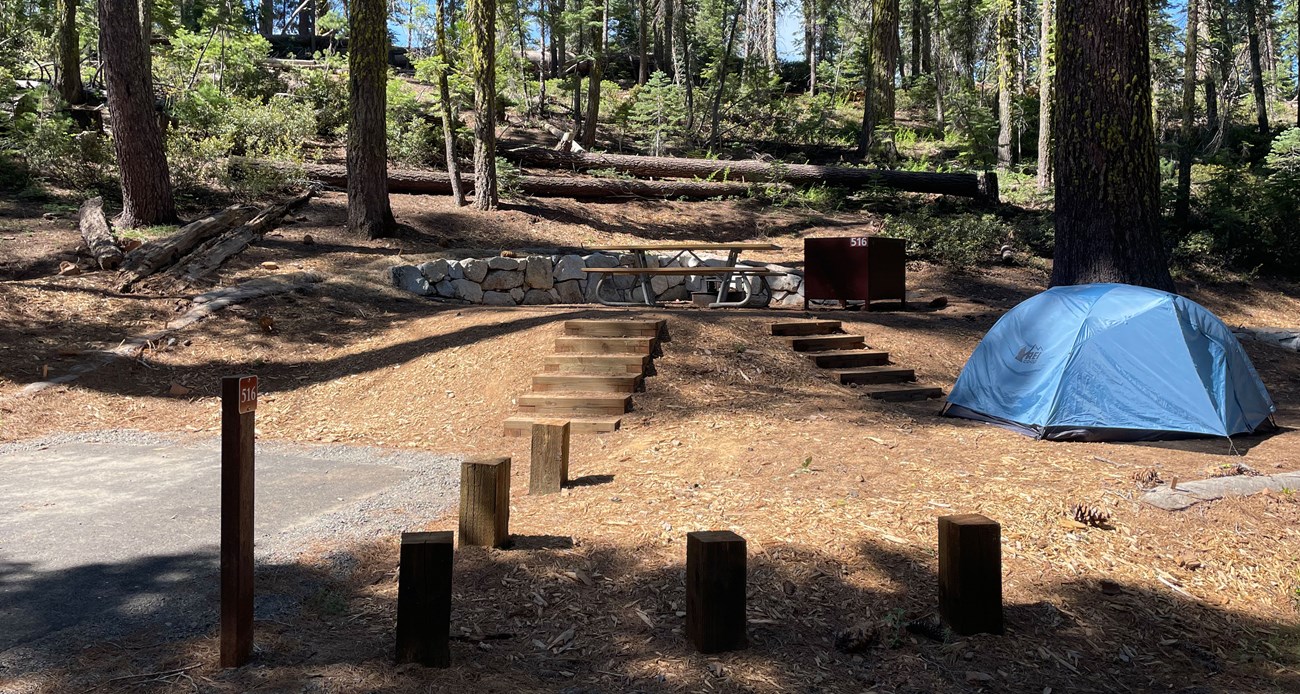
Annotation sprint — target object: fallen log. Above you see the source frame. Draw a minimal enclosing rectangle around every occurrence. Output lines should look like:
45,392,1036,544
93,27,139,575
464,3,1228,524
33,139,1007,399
168,189,316,286
503,147,999,202
230,158,774,199
78,197,124,270
118,203,261,291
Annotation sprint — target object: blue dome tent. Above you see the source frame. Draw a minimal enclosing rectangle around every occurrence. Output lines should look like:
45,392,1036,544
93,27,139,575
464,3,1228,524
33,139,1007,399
942,284,1276,441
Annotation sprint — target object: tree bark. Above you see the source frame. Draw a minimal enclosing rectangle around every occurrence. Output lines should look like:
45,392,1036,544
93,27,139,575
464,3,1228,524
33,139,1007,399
502,147,1000,199
995,0,1015,168
1244,0,1270,135
170,190,315,285
1052,0,1173,291
55,0,84,105
436,0,467,206
347,0,397,237
932,0,945,129
709,0,742,151
100,0,177,228
259,0,273,36
470,0,499,208
1174,0,1199,228
1201,0,1218,128
861,0,899,156
236,158,781,198
79,197,124,270
119,203,261,290
581,0,608,148
638,0,649,84
910,0,921,79
1035,0,1053,191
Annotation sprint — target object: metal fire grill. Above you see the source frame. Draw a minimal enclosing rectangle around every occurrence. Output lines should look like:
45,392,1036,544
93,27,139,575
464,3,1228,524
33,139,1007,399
802,236,906,309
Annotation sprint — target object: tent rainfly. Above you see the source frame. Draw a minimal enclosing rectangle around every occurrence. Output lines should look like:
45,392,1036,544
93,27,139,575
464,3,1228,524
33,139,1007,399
943,283,1276,441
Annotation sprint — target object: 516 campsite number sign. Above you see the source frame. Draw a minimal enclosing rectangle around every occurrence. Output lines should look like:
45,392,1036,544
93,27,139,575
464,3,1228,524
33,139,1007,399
237,376,258,414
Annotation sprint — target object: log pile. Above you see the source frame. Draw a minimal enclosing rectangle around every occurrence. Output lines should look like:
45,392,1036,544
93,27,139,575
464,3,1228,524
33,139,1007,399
502,146,999,202
118,203,261,291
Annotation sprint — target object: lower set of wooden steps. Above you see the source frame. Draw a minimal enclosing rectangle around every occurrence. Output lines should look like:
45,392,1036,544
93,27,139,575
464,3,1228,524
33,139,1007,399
770,319,943,401
503,319,667,436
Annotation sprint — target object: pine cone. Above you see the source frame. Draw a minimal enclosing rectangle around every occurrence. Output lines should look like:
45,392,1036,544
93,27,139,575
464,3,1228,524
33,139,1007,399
1069,503,1112,528
1133,468,1163,488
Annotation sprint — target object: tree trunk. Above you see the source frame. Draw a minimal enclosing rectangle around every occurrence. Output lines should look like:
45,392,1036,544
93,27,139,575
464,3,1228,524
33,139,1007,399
910,0,921,79
1035,0,1054,191
764,0,776,69
237,158,779,198
805,0,817,95
995,0,1015,168
1244,0,1269,135
553,0,565,78
347,0,397,237
259,0,273,36
709,0,742,151
119,203,261,289
1052,0,1173,292
581,0,607,148
436,0,466,206
55,0,84,104
932,0,944,129
100,0,177,228
663,0,675,79
140,0,153,83
503,147,1000,199
1174,0,1199,228
638,0,649,84
470,0,499,208
861,0,899,156
1201,0,1217,128
79,197,124,270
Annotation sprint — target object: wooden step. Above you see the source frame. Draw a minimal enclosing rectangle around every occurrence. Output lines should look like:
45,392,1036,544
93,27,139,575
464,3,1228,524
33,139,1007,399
860,384,944,402
555,336,657,355
808,349,890,369
543,354,651,375
783,334,866,352
564,319,665,338
503,415,622,436
532,373,642,393
833,366,915,385
769,320,841,336
518,393,632,416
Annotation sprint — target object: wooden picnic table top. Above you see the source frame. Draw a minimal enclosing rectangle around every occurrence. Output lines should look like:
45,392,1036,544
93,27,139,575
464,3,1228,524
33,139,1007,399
583,242,781,252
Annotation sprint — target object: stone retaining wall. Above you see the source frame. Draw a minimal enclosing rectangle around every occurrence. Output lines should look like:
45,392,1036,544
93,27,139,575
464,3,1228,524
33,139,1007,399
389,252,809,308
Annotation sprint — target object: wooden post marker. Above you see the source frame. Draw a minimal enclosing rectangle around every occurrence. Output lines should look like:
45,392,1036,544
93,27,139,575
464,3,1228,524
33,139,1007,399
529,420,570,495
937,513,1003,636
395,531,453,667
686,530,748,653
458,457,511,548
220,374,257,667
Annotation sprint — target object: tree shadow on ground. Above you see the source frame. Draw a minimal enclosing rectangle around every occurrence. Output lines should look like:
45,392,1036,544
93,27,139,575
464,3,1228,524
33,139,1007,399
7,531,1296,693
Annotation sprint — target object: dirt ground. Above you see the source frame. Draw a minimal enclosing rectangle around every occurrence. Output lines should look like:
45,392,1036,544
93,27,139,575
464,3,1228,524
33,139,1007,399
2,190,1299,693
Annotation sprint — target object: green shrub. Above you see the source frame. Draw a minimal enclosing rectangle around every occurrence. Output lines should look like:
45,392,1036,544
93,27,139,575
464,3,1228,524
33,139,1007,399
386,77,440,166
885,210,1012,268
7,108,112,190
294,56,349,138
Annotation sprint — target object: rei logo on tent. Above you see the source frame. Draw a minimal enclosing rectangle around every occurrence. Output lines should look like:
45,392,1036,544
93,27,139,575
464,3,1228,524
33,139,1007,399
1015,344,1043,363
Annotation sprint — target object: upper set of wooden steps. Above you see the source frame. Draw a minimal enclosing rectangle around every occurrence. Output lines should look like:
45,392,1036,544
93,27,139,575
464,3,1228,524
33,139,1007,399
504,319,667,436
769,320,943,401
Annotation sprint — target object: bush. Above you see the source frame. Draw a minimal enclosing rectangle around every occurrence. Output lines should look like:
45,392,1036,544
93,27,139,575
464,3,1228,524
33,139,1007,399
885,210,1012,268
7,107,112,190
294,56,349,138
387,77,441,166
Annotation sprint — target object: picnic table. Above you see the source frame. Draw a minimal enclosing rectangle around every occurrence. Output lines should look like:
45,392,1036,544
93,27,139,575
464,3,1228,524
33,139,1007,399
582,242,782,308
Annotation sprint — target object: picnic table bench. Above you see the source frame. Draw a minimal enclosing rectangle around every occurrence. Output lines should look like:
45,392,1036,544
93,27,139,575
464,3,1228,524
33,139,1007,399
582,242,782,308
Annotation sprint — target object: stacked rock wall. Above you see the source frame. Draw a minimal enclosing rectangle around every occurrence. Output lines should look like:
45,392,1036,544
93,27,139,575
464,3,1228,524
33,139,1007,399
389,252,810,308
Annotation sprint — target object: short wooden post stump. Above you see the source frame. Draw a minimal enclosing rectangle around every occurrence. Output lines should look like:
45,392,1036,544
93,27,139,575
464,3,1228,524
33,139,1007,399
686,530,748,653
938,513,1003,635
529,420,570,495
395,531,453,667
459,457,511,548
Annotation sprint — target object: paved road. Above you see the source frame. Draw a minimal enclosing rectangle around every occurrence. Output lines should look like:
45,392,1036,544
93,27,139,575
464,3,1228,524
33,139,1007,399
0,431,458,673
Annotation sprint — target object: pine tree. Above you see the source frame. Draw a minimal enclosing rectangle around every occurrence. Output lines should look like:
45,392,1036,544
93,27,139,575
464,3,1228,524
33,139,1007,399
99,0,177,227
1052,0,1173,291
347,0,397,237
469,0,499,208
1175,0,1200,227
861,0,899,155
995,0,1016,168
54,0,83,105
1035,0,1054,190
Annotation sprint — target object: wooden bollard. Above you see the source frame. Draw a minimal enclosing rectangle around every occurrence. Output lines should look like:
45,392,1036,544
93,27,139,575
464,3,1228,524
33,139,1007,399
458,457,511,548
937,513,1003,635
686,530,748,653
220,375,258,667
529,420,570,495
395,531,453,667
